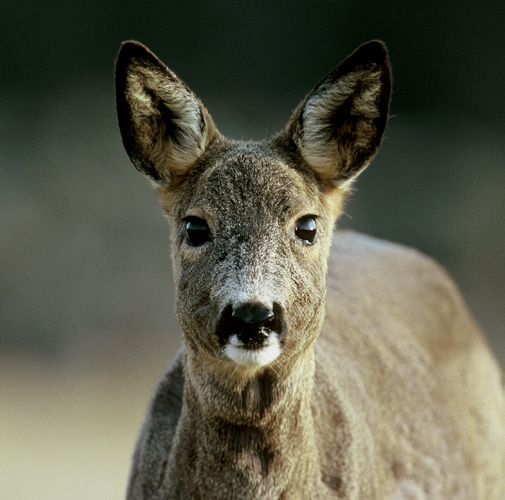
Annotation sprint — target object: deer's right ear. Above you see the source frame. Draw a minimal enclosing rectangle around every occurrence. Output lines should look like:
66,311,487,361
115,41,219,186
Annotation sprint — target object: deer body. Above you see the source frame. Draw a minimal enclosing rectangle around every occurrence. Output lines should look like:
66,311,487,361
115,41,504,499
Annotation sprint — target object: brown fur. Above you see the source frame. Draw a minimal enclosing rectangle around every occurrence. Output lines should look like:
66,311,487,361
115,40,504,499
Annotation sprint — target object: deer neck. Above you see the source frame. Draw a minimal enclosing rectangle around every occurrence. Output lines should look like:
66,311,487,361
173,348,320,499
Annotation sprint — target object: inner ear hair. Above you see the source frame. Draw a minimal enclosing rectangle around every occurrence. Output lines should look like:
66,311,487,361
278,41,391,190
115,41,219,186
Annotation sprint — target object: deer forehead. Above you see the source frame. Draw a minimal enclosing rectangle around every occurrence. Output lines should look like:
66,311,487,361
178,147,325,226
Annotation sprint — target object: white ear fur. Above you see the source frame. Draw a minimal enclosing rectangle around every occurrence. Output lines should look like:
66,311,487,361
284,41,391,189
126,65,207,176
301,70,385,188
116,41,219,185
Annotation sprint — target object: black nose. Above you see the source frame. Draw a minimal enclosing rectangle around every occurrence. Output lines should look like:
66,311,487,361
217,302,284,348
232,304,274,327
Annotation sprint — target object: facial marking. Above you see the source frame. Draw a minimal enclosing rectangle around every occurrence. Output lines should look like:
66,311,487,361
223,333,281,369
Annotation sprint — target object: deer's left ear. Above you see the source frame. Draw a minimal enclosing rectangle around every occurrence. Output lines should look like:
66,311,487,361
278,41,391,189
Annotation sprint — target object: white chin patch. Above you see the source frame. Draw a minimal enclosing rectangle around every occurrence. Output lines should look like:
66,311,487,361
223,334,281,369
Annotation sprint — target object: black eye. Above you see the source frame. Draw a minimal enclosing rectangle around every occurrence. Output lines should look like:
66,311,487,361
184,217,209,246
295,216,317,245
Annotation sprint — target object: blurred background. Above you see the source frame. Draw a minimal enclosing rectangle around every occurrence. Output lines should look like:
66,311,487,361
1,0,504,498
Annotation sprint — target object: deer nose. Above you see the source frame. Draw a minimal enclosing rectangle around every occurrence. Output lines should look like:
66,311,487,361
216,302,284,348
232,304,275,346
231,304,274,326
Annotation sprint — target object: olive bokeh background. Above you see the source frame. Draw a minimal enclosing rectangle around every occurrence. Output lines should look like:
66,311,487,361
1,1,504,498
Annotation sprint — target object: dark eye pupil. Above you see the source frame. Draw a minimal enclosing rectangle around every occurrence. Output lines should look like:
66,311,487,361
295,216,317,244
185,217,209,246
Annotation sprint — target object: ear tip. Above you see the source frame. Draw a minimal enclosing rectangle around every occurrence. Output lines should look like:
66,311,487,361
353,40,389,63
118,40,144,57
363,39,388,51
116,40,159,70
119,39,149,52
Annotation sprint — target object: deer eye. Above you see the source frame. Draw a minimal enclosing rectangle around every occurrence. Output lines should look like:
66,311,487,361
184,217,209,246
295,216,317,245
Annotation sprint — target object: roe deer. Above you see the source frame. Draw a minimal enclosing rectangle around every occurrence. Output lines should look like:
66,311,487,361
115,40,504,499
